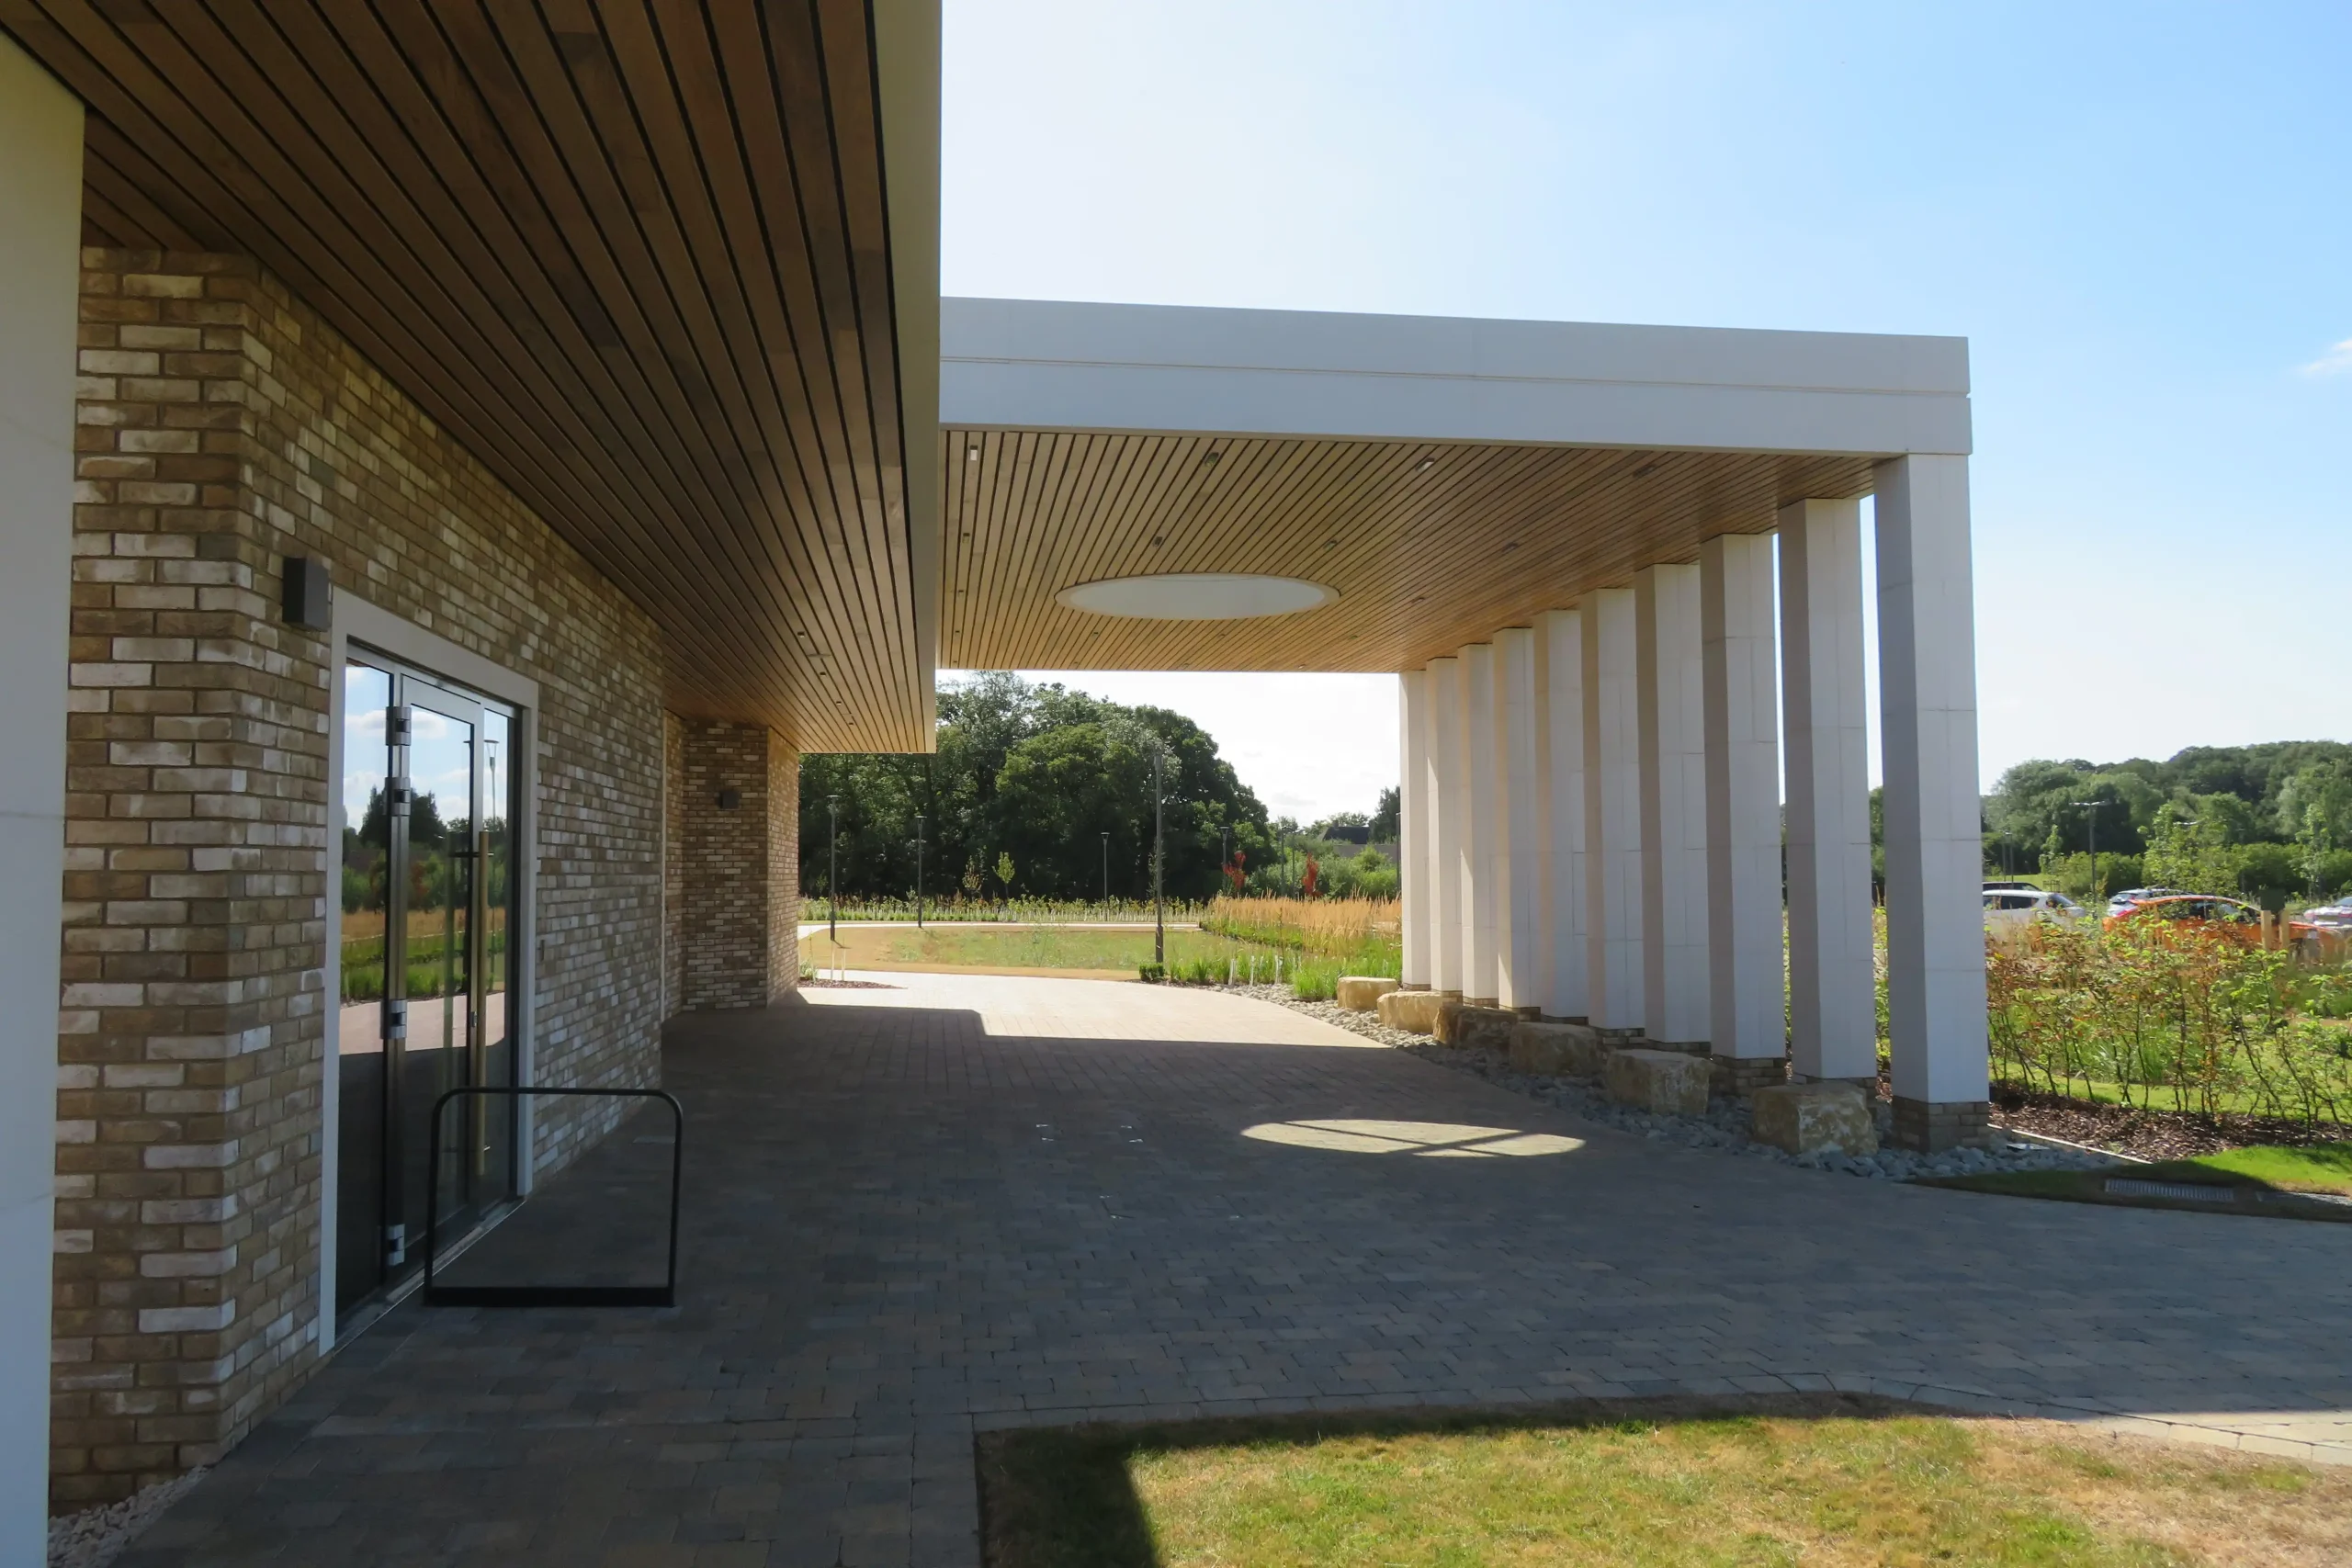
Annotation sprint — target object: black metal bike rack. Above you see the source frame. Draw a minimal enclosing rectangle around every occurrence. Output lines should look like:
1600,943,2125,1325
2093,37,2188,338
423,1085,684,1308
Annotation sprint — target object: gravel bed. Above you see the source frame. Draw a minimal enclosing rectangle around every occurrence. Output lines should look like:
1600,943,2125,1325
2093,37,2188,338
49,1471,204,1568
1224,984,2119,1183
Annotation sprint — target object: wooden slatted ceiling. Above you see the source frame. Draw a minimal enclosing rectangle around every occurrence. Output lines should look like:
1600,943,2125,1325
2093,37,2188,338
941,431,1876,672
8,0,924,750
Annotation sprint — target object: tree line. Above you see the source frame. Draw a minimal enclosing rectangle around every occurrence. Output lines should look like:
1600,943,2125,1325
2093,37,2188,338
1982,741,2352,904
799,672,1299,904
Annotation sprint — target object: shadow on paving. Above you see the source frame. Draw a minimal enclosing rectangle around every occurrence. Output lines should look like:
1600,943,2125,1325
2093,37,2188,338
113,987,2352,1567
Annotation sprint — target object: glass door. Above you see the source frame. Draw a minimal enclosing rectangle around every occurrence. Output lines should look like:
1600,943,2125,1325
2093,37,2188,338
338,653,520,1317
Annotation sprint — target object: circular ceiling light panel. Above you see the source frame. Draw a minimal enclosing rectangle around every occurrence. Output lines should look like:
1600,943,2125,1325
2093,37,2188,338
1055,572,1338,621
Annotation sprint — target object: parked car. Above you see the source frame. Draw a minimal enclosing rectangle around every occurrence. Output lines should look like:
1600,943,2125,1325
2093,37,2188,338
2301,898,2352,931
2103,894,2314,947
1983,888,2085,934
2105,886,2184,915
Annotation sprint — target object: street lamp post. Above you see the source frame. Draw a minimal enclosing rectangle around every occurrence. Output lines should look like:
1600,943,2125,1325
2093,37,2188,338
826,794,840,946
2071,800,2105,905
911,814,926,930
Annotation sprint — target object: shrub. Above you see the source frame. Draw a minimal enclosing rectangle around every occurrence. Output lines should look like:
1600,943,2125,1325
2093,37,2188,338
1987,919,2352,1124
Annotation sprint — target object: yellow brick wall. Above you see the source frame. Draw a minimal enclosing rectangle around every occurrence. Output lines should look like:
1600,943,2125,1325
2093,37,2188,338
54,249,667,1506
675,722,798,1009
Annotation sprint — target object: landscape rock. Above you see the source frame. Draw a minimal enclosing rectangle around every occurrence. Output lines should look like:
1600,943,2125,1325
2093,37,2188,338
1436,1002,1520,1052
1335,975,1402,1012
1375,988,1446,1035
1750,1080,1879,1156
1509,1020,1606,1079
1604,1048,1712,1116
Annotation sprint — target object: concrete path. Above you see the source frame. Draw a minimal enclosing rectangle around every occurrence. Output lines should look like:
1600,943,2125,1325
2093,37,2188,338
123,975,2352,1566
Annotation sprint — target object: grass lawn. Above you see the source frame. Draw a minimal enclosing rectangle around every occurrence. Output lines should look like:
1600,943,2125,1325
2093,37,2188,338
1922,1141,2352,1221
801,921,1287,980
980,1398,2351,1566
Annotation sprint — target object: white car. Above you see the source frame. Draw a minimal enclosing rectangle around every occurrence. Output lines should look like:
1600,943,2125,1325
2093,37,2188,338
1984,888,2086,934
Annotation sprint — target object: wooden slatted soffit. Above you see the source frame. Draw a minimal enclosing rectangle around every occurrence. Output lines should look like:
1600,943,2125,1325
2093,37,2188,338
11,0,925,750
941,430,1876,672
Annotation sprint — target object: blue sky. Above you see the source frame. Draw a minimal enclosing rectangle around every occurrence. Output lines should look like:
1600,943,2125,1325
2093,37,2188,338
940,1,2351,822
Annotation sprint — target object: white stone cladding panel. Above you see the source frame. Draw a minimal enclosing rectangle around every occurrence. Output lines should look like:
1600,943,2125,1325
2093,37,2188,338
1637,564,1710,1046
1875,455,1989,1106
1701,534,1784,1060
1459,645,1500,1006
1426,656,1464,997
1581,592,1643,1032
1780,499,1878,1081
1399,670,1430,987
1495,627,1542,1011
1538,609,1588,1021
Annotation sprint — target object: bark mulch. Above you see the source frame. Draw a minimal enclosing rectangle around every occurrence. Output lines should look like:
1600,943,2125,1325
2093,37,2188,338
1986,1085,2349,1161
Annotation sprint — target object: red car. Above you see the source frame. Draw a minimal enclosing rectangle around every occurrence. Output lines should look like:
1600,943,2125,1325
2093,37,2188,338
2104,894,2313,947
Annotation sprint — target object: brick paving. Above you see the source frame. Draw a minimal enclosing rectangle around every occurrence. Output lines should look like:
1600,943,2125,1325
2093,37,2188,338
121,973,2352,1565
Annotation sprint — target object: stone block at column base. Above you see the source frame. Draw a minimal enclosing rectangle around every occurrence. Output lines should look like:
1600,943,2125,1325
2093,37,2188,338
1336,976,1401,1011
1376,988,1446,1034
1603,1048,1711,1116
1751,1081,1877,1156
1711,1055,1789,1096
1892,1097,1991,1152
1508,1020,1606,1078
1592,1024,1645,1043
1398,982,1431,991
1435,1001,1519,1051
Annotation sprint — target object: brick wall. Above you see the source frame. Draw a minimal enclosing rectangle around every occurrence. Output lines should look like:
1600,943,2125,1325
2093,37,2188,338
663,711,684,1021
676,721,798,1009
54,249,666,1506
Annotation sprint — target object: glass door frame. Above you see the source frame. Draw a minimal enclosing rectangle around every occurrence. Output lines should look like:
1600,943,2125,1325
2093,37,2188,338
331,632,531,1328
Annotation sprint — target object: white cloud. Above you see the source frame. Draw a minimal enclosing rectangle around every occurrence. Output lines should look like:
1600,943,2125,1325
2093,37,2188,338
2301,337,2352,376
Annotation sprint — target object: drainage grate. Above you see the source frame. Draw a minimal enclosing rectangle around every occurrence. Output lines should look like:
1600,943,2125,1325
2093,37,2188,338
2105,1179,2233,1202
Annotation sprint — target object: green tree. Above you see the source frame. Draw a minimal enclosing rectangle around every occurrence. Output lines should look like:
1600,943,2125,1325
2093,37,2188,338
802,674,1276,901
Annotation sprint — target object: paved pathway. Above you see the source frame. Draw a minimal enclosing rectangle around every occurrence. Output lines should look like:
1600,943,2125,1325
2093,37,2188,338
126,974,2352,1565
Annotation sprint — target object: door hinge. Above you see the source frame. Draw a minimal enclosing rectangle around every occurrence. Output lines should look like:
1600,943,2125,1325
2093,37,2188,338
386,704,412,746
384,1223,406,1267
381,997,407,1042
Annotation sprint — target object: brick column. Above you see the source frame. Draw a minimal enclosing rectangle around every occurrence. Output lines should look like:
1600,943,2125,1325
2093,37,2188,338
675,721,799,1009
55,253,332,1506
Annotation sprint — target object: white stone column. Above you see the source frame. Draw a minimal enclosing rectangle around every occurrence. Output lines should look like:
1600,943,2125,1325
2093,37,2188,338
1398,669,1430,988
1539,609,1588,1021
1700,535,1784,1078
1426,655,1464,998
1780,499,1879,1087
1495,627,1542,1013
1460,643,1500,1007
1581,591,1644,1033
1636,564,1710,1047
1875,455,1991,1150
0,34,80,1555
